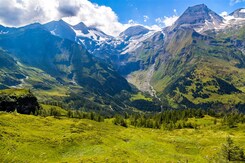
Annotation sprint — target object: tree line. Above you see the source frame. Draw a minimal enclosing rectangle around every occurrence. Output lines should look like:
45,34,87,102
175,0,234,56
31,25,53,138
113,109,245,130
35,106,245,130
36,107,104,122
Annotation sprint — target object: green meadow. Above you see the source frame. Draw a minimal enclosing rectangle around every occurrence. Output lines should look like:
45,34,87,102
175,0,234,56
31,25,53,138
0,112,244,162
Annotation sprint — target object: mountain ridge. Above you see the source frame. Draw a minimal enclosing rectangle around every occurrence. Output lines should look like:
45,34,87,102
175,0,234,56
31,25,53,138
0,4,244,111
0,24,136,113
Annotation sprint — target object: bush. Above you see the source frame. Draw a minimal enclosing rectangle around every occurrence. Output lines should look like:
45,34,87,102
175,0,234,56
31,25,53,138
113,115,128,128
221,136,245,161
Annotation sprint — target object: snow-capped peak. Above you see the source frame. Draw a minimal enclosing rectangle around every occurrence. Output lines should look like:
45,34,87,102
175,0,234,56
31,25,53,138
72,22,111,42
230,8,245,18
43,20,76,41
218,8,245,30
119,25,150,39
171,4,224,33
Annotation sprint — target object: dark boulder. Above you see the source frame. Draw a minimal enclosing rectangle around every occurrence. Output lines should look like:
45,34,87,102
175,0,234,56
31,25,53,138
0,89,40,114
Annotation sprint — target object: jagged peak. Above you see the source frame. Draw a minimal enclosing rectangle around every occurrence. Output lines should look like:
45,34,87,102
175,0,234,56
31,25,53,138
44,19,71,27
186,4,208,10
73,22,87,29
72,22,89,34
171,4,224,32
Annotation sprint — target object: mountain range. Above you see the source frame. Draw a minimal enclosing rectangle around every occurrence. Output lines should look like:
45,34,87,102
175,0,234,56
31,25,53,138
0,4,244,112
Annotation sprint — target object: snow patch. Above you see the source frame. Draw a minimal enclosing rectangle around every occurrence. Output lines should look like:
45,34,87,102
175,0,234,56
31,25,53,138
195,14,223,33
0,31,9,34
240,9,245,13
79,39,85,45
196,12,245,33
50,30,56,35
221,15,245,28
122,30,157,54
72,27,108,41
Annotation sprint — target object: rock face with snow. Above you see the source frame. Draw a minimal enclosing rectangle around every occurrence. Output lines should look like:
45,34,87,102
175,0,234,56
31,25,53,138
219,9,245,32
38,21,161,75
230,8,245,18
72,22,110,42
172,4,224,33
43,20,112,54
118,25,159,54
72,22,112,54
92,25,162,75
119,25,150,40
38,5,243,80
72,22,90,34
44,20,76,41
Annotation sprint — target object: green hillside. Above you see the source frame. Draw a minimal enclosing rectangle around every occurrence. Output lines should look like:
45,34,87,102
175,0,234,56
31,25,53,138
0,27,135,112
127,27,245,110
155,27,245,110
0,112,245,162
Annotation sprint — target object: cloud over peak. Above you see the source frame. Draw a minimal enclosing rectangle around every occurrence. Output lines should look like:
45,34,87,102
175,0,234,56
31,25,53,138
0,0,126,36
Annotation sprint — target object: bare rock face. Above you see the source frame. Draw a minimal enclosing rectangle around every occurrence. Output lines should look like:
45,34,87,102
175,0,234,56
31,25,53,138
0,89,40,114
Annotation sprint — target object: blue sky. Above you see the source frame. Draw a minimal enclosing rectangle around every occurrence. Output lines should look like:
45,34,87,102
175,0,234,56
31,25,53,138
90,0,245,26
0,0,244,36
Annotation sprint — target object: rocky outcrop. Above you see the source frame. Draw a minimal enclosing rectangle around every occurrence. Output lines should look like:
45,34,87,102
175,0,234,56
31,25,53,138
0,89,40,114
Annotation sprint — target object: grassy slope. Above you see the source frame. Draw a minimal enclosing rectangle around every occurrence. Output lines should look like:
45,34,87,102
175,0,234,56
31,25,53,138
125,28,245,109
0,112,245,162
0,89,30,97
184,58,245,105
130,92,153,102
0,49,68,100
149,28,245,109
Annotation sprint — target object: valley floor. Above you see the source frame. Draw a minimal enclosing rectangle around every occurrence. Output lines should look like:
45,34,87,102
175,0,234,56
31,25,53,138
0,112,245,162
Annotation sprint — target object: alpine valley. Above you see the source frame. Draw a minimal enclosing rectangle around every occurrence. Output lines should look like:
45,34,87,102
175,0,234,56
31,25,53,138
0,4,245,113
1,3,245,162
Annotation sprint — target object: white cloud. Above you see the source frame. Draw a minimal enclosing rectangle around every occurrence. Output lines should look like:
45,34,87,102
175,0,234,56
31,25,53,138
0,0,60,26
155,9,179,27
147,25,162,31
0,0,128,36
173,9,177,15
156,16,179,27
230,0,245,5
143,15,149,22
220,11,229,17
220,11,235,22
128,19,137,25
